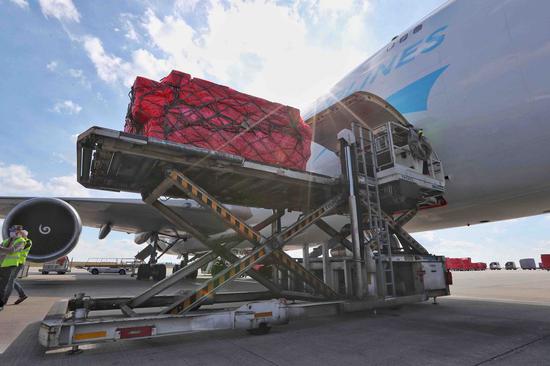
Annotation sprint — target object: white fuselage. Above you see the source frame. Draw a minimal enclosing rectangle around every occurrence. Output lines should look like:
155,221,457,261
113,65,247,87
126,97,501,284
165,0,550,255
304,0,550,232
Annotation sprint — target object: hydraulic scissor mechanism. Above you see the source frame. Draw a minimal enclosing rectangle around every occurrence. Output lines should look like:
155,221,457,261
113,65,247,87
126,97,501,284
119,169,345,317
38,125,449,350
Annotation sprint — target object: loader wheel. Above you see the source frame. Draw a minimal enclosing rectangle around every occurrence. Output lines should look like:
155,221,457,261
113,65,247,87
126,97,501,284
151,264,166,281
137,264,151,280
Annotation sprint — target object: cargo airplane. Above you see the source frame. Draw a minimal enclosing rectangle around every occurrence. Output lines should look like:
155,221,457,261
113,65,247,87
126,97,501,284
1,0,549,271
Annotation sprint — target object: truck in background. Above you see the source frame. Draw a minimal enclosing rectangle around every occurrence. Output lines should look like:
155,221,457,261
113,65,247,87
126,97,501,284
519,258,537,270
541,255,550,271
505,261,517,270
489,262,502,270
41,256,71,275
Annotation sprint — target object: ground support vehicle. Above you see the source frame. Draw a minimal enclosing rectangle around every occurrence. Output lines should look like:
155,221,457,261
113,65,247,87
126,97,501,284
490,262,502,270
82,258,139,276
541,255,550,270
505,261,517,270
39,121,450,351
41,256,71,275
519,258,536,270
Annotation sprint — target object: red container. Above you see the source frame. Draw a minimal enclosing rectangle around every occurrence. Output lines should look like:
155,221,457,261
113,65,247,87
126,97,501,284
445,257,485,271
124,70,312,170
445,258,460,271
472,262,487,271
541,254,550,270
446,258,464,271
460,257,473,271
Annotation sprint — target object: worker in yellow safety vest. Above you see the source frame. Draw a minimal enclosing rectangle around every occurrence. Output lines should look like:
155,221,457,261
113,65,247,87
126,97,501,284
0,225,32,310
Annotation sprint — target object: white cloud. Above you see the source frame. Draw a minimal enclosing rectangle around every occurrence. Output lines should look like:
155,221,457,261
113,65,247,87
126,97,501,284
52,151,76,167
44,175,90,196
413,230,436,242
52,100,82,114
0,161,140,199
46,61,58,71
174,0,201,15
0,162,44,194
39,0,80,23
0,162,90,197
83,36,132,85
120,14,139,41
9,0,29,10
67,68,90,88
82,0,376,109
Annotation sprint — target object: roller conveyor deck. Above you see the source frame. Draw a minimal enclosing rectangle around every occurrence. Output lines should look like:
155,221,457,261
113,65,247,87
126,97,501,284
77,127,341,211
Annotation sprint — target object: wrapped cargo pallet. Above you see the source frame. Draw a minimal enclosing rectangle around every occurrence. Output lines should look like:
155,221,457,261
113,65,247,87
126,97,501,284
124,70,312,170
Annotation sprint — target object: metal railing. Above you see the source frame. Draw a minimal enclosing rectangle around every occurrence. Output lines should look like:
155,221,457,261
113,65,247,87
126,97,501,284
372,121,444,182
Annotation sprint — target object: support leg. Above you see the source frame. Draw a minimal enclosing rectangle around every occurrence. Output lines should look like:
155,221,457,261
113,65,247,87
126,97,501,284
302,243,310,271
322,242,332,289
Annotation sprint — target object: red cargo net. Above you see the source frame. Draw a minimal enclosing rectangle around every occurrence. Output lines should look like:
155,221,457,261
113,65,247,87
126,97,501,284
124,70,312,170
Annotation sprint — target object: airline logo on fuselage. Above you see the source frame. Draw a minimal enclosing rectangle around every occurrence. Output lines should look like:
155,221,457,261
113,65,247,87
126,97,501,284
358,25,448,87
307,25,449,117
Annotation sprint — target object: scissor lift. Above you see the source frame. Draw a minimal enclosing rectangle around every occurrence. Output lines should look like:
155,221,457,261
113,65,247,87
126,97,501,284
39,125,449,351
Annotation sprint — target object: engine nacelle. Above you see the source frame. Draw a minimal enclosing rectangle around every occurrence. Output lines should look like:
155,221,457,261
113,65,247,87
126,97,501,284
2,198,82,263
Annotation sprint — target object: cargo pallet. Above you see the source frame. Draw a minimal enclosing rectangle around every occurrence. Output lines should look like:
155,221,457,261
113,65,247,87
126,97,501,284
39,122,449,351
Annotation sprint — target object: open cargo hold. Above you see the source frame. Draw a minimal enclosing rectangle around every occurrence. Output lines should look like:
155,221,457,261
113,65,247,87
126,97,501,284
124,70,312,170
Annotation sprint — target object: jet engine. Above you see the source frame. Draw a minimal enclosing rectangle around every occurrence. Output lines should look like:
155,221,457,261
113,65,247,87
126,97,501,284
2,198,82,262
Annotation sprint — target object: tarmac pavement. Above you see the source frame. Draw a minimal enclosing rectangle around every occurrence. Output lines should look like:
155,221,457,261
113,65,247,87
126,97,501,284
1,269,549,365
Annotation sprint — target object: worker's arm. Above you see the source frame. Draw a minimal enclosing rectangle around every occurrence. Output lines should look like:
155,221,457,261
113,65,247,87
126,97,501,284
0,245,16,254
0,240,21,253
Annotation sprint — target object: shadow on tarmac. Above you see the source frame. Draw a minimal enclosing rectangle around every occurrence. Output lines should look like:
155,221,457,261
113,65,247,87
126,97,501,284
2,300,550,366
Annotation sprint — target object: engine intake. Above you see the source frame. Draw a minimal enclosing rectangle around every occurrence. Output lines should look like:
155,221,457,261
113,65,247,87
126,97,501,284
2,198,82,263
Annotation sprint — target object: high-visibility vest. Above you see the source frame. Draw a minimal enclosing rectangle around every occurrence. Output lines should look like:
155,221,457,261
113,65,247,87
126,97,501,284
0,237,27,268
18,239,32,265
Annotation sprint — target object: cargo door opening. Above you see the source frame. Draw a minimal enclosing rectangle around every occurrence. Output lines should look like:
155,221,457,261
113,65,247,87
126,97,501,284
304,91,446,213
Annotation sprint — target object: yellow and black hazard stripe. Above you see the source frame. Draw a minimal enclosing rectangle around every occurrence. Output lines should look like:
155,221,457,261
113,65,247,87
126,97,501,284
279,194,344,243
167,170,262,243
168,248,268,315
271,250,338,298
281,208,326,242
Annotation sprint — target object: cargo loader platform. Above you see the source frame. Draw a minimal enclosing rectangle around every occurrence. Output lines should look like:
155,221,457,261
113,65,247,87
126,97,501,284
40,122,450,351
77,127,340,212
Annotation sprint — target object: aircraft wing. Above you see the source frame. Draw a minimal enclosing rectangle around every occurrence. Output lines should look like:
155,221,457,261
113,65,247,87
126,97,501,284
0,197,230,238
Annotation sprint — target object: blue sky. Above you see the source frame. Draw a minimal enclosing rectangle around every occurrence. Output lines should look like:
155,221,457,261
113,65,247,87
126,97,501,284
0,0,548,264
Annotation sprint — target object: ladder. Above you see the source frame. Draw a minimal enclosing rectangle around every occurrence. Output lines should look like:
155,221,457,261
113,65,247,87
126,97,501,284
352,123,396,298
